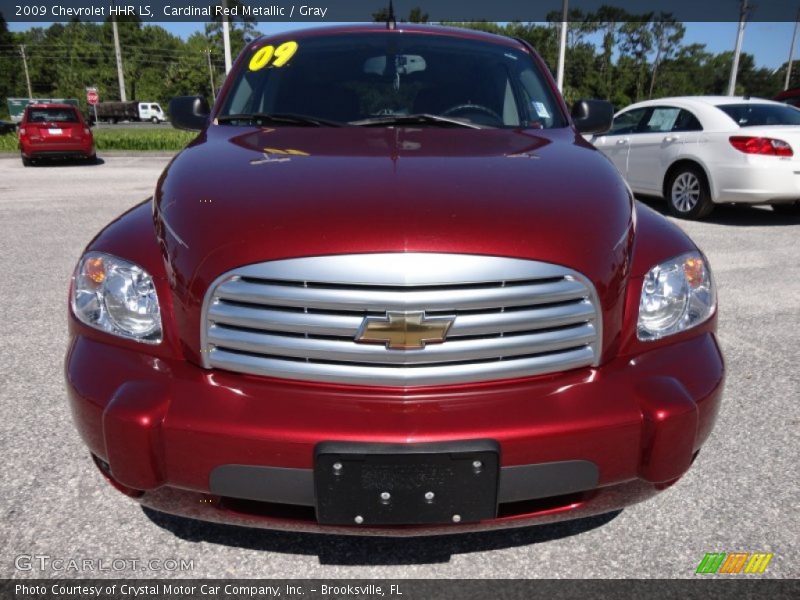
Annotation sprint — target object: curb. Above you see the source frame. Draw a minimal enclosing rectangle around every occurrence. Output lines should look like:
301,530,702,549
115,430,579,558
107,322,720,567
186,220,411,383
0,151,177,159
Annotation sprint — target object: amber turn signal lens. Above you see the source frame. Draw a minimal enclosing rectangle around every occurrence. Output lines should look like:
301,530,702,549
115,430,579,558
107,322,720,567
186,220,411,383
85,256,105,284
683,257,706,289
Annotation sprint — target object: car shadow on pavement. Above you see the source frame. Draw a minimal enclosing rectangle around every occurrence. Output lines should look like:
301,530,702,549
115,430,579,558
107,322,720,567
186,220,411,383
141,507,621,565
636,196,800,226
28,157,105,167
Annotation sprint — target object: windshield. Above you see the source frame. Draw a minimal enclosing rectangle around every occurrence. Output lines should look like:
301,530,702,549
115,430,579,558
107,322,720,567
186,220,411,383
717,103,800,127
26,107,78,123
219,32,565,129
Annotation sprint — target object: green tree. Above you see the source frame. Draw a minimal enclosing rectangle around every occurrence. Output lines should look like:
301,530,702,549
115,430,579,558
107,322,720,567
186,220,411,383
619,18,654,101
163,32,221,101
508,21,558,73
735,55,782,98
126,25,186,101
591,6,630,100
0,15,22,115
205,0,259,61
777,60,800,92
648,15,685,98
652,44,707,97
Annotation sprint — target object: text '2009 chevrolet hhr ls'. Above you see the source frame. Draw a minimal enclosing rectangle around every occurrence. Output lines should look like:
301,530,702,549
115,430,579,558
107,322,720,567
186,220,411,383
66,25,724,535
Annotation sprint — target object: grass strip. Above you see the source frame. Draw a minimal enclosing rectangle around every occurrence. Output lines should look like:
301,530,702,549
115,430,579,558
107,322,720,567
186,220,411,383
0,128,196,152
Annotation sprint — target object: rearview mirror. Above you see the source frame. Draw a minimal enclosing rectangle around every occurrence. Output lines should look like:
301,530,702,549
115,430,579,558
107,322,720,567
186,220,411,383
363,54,426,76
571,100,614,135
169,96,210,131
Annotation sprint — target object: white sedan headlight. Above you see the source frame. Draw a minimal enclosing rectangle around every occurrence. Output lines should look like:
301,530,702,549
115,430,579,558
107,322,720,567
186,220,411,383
71,252,162,343
637,252,715,341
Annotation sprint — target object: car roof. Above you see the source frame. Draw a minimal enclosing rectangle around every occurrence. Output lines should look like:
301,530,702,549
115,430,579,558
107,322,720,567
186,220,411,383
775,88,800,100
26,103,77,109
253,23,526,51
621,96,786,111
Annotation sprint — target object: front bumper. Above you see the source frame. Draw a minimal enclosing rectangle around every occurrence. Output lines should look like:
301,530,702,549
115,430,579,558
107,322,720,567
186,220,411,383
66,332,723,534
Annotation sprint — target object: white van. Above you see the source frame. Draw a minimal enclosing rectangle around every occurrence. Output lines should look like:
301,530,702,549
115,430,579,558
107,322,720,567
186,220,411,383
138,103,166,123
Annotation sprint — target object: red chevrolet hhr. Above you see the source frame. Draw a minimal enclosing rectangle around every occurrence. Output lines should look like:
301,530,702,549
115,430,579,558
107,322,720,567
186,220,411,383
19,103,96,165
65,25,724,535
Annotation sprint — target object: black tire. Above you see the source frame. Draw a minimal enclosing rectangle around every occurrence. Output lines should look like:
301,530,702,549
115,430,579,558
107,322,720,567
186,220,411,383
21,155,32,167
665,165,714,220
151,116,160,124
771,201,800,215
85,154,98,165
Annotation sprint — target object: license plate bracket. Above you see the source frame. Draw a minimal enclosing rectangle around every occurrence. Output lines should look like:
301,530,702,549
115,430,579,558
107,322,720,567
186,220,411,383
314,440,499,526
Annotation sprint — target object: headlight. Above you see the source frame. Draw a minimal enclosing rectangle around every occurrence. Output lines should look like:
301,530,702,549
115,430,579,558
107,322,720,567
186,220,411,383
637,252,715,341
71,252,162,343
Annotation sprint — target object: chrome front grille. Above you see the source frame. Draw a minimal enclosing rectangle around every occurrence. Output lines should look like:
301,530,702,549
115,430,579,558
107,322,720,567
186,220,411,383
201,254,602,386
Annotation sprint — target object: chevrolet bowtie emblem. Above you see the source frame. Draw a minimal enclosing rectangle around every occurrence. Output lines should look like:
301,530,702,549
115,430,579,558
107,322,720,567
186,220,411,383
355,311,455,350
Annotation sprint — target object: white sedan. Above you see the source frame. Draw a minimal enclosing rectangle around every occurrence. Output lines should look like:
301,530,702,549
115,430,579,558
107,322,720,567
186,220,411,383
592,96,800,219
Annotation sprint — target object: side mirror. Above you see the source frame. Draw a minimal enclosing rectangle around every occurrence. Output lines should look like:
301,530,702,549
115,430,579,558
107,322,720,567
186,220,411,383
169,96,210,131
571,99,614,135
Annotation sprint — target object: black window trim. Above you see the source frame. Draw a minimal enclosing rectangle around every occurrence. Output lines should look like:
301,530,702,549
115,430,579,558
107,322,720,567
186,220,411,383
673,107,704,132
611,105,703,135
715,101,800,127
607,106,649,136
643,105,704,133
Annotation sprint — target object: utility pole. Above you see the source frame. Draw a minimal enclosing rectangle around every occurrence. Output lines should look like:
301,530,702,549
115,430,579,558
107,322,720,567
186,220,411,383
785,10,800,90
19,45,33,98
727,0,748,96
111,15,127,101
205,49,217,98
222,0,232,74
556,0,568,92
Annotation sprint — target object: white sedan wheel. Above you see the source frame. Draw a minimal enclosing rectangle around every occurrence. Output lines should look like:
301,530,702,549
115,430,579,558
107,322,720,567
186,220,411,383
671,172,701,213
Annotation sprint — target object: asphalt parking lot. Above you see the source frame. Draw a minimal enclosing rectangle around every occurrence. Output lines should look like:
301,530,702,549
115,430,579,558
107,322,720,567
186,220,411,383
0,154,797,579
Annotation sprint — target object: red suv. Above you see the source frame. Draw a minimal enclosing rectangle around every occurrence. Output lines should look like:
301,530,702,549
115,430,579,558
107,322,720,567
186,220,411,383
19,103,95,165
774,88,800,107
65,25,723,535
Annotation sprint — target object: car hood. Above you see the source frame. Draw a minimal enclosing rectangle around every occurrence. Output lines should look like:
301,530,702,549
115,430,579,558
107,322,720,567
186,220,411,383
154,125,634,361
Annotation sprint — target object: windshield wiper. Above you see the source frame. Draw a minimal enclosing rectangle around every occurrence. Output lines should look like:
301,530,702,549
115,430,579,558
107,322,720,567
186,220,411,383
349,114,486,129
217,112,342,127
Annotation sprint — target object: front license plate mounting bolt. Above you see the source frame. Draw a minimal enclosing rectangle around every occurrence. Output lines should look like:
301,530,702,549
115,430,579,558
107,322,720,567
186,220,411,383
380,491,391,504
452,514,461,523
424,491,435,503
354,515,364,524
332,462,343,474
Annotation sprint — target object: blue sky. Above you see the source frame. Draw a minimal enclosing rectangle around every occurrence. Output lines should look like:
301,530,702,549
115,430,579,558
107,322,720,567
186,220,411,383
7,21,797,71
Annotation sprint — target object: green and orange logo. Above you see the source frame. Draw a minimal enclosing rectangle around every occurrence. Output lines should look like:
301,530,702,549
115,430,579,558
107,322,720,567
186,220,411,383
696,552,773,574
